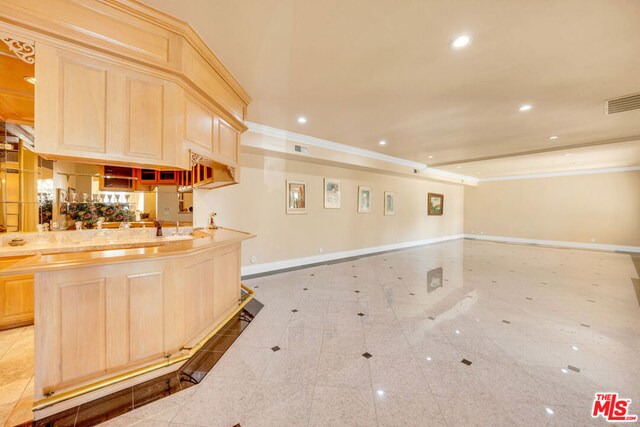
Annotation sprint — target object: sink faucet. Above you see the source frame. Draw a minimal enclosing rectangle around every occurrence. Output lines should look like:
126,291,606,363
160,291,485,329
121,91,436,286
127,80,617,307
175,221,179,236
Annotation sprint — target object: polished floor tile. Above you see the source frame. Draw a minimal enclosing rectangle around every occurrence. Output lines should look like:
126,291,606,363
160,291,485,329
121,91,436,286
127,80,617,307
89,240,639,426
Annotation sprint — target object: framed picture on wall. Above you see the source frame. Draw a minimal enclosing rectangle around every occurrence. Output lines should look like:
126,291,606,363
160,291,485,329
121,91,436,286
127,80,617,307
358,186,371,213
384,191,395,216
286,180,307,214
324,178,341,209
428,192,444,215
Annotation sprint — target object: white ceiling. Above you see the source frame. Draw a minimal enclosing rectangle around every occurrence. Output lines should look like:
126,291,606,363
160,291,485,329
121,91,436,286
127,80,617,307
143,0,640,177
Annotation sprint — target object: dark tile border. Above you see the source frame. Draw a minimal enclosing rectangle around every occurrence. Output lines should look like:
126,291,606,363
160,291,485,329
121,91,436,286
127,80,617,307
30,299,263,427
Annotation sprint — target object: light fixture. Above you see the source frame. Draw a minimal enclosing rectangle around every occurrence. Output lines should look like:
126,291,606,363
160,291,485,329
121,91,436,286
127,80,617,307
23,76,36,85
297,116,307,124
451,35,472,49
563,153,572,157
545,408,554,415
379,140,387,146
455,330,460,334
456,166,462,169
571,346,578,351
561,368,568,374
518,104,533,112
428,155,434,159
426,357,432,361
476,172,482,175
377,390,384,396
549,135,558,140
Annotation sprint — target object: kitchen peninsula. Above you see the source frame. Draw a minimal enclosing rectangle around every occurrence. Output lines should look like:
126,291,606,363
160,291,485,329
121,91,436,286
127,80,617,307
0,0,253,423
0,227,255,413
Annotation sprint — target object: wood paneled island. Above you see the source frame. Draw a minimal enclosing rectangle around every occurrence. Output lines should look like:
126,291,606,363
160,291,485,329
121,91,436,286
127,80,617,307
0,228,255,418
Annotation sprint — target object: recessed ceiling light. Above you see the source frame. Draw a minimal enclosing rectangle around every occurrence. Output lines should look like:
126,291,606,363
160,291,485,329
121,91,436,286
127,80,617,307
549,135,559,140
379,140,387,146
23,76,36,85
518,104,533,112
456,166,462,169
545,407,554,415
563,153,572,157
451,35,472,49
297,116,307,124
428,155,434,159
476,172,481,175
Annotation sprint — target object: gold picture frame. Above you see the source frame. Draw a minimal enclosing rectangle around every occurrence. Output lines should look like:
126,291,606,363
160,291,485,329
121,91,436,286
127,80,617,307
428,193,444,215
286,180,307,214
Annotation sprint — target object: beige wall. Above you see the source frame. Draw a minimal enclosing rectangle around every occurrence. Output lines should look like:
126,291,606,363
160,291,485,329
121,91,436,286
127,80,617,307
464,170,640,247
194,152,464,268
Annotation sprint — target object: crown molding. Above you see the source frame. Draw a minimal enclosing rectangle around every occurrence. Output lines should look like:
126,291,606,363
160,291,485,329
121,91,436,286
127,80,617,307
245,122,479,184
479,165,640,182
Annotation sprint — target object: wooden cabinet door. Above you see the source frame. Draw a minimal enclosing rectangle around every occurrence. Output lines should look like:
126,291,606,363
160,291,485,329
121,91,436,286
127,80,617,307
36,44,179,168
215,117,239,165
0,274,34,330
36,44,108,157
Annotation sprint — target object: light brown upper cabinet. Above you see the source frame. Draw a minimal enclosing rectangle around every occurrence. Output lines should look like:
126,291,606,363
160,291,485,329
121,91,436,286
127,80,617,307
183,95,239,167
36,44,180,169
4,0,251,180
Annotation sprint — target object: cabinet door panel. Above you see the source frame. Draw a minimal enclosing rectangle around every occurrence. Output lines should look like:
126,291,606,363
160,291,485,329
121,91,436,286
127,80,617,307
60,279,106,383
128,273,164,362
213,248,239,320
126,78,164,159
185,97,213,151
61,61,107,153
0,274,34,329
216,118,238,165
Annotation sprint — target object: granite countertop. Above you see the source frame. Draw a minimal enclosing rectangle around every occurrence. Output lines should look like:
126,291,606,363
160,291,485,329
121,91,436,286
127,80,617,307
0,227,255,275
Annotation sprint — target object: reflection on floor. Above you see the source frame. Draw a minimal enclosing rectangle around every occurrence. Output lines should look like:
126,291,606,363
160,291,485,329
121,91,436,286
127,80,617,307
0,325,34,427
18,239,640,426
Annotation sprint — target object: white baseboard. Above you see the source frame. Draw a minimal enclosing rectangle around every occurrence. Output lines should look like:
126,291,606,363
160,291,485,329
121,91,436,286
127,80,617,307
241,234,464,276
463,234,640,253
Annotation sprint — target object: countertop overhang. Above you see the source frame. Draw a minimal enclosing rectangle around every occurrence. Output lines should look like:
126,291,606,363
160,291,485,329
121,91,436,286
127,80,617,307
0,228,255,276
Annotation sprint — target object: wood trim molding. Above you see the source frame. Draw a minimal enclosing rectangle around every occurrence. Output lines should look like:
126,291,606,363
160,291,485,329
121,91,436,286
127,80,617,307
0,34,35,63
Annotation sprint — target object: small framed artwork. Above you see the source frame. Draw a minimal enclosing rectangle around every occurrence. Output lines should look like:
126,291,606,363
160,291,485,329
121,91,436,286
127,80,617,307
358,186,371,213
324,178,341,209
286,180,307,214
384,191,395,216
428,192,444,215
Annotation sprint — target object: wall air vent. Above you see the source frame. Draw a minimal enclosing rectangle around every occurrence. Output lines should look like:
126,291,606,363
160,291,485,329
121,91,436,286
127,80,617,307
294,144,309,153
605,92,640,115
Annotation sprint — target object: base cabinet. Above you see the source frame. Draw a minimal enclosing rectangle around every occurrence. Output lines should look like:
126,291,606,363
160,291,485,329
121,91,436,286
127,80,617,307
34,243,241,400
0,274,34,330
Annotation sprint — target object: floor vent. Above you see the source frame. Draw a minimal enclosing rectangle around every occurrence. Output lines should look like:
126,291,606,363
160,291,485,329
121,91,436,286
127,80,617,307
605,92,640,114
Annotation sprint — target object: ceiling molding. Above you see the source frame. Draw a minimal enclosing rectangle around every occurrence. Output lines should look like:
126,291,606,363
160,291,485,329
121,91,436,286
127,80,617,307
245,121,479,184
479,165,640,182
430,135,640,167
246,121,426,169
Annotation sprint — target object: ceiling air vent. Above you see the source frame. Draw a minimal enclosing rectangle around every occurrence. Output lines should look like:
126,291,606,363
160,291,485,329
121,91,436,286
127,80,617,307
605,92,640,115
294,144,309,153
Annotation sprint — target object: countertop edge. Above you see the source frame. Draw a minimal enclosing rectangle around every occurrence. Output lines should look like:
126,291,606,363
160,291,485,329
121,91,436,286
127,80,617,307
0,228,256,275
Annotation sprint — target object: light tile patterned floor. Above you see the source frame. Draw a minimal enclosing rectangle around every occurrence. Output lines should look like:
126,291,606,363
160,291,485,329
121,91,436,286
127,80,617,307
0,325,34,427
97,239,639,426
